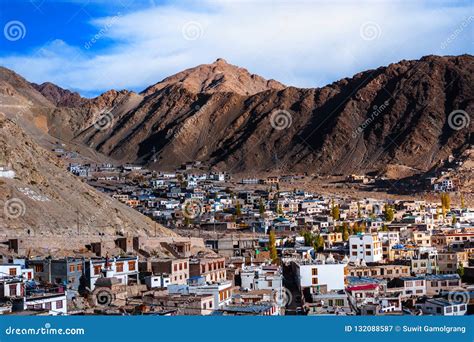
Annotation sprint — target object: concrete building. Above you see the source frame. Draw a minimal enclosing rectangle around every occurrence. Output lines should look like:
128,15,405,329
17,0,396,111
416,298,467,316
85,257,139,291
189,256,226,283
349,233,383,263
291,258,347,293
27,258,84,290
240,265,283,292
148,258,189,285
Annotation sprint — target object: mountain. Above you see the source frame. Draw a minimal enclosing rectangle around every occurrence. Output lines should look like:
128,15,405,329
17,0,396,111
0,112,175,238
3,55,474,176
0,70,176,240
142,58,285,96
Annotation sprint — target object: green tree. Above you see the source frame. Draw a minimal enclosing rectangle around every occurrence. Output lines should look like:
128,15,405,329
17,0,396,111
381,224,389,232
452,215,457,225
343,226,349,241
269,229,278,263
235,200,242,216
457,263,465,277
301,230,313,246
313,234,325,252
331,199,340,220
276,203,284,216
184,216,191,227
384,204,394,222
357,203,362,218
460,193,465,209
259,198,265,216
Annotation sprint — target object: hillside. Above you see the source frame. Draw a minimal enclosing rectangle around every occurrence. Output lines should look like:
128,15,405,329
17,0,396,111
0,113,175,238
3,55,473,176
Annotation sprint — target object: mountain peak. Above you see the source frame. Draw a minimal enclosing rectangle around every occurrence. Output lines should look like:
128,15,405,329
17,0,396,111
142,59,285,96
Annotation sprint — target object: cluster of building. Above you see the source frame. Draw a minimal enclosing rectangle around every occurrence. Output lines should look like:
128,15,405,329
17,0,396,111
1,161,472,316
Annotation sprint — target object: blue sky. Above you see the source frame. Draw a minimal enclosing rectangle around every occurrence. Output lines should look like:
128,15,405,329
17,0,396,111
0,0,472,97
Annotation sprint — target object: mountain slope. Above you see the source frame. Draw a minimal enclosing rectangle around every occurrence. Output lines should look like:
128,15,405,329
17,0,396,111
2,55,473,176
73,55,473,174
0,112,175,238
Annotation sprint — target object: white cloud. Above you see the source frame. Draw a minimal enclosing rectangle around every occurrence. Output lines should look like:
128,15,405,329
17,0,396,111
1,0,472,96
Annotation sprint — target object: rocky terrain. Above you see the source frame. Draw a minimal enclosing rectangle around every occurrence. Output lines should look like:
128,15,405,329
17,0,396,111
2,55,473,177
0,112,175,239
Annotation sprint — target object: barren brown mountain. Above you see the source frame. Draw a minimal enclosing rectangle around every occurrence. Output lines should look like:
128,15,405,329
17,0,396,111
3,55,474,176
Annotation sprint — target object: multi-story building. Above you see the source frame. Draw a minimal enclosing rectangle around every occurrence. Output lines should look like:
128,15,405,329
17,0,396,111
189,256,226,283
240,265,283,292
425,274,461,295
85,256,139,291
291,259,347,293
148,258,189,285
417,298,467,316
349,233,383,263
27,258,84,290
437,251,468,274
188,280,233,308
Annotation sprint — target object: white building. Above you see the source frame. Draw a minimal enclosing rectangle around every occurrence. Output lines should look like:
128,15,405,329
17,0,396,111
24,292,68,315
417,298,467,316
292,257,347,293
86,257,139,291
240,265,283,292
349,233,383,263
188,281,233,307
144,274,171,289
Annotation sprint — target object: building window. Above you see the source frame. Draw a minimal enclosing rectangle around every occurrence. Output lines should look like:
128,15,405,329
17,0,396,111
312,278,318,285
128,261,136,271
56,300,63,309
312,268,318,276
179,263,183,271
45,302,52,310
69,265,75,273
335,299,345,306
9,268,17,276
77,264,83,272
116,262,124,272
94,265,101,275
9,284,17,296
366,251,371,256
174,264,178,272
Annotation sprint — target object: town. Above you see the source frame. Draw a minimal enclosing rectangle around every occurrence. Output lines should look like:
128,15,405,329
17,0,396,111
0,157,473,316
